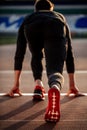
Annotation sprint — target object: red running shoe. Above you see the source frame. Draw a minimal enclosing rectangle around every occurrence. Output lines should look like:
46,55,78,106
33,86,45,101
45,88,60,122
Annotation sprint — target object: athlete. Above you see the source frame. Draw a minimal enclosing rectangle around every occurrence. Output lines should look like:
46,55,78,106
7,0,83,122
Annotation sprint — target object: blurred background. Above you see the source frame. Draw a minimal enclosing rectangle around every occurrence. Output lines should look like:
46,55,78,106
0,0,87,45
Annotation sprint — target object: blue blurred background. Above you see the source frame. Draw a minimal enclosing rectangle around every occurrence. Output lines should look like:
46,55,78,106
0,0,87,42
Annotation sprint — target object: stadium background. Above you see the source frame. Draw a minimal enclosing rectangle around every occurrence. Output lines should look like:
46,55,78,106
0,0,87,45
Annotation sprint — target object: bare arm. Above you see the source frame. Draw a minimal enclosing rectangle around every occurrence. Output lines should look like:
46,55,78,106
7,70,22,97
13,70,21,88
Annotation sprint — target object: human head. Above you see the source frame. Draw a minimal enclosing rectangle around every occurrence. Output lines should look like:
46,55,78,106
34,0,54,11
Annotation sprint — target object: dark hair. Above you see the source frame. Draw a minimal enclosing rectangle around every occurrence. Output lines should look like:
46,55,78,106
35,0,54,11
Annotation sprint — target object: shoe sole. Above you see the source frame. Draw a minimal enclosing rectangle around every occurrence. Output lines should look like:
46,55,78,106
45,88,60,122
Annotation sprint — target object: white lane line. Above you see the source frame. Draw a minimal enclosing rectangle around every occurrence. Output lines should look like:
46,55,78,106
0,70,87,74
0,93,87,96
